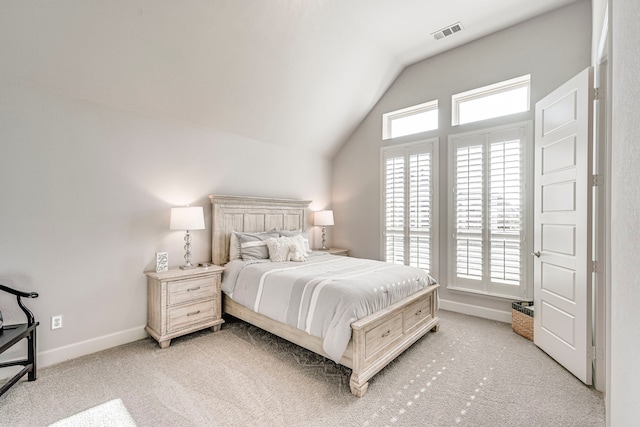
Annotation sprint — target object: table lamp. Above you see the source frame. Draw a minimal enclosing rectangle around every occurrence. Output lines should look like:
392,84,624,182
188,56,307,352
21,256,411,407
314,210,334,251
170,206,205,269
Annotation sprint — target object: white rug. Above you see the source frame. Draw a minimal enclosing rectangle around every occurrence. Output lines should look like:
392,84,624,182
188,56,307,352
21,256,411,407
49,398,136,426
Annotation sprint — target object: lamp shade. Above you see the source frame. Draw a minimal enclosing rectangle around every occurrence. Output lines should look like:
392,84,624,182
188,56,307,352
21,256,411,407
314,210,334,226
170,206,205,231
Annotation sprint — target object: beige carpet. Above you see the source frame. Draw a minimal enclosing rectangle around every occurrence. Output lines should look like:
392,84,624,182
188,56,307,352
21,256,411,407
0,310,605,426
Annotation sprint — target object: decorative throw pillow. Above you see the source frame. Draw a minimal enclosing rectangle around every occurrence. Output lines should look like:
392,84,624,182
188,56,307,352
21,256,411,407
292,235,308,257
279,230,311,254
266,237,291,262
236,231,279,261
230,230,277,260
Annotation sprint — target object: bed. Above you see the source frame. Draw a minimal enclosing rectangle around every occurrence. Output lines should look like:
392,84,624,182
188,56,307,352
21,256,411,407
209,195,440,397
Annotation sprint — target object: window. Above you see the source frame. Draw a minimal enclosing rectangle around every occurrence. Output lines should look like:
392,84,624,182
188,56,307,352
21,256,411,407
383,100,438,140
382,139,438,276
448,123,531,299
452,75,530,126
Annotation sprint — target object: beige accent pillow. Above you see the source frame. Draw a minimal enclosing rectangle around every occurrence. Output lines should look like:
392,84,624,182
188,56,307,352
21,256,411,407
266,237,291,262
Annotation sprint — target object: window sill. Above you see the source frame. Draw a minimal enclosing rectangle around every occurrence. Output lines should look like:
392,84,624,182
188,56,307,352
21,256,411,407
446,285,530,301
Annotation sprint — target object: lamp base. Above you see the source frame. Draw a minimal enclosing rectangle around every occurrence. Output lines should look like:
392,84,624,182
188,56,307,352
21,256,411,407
179,265,197,270
321,226,328,251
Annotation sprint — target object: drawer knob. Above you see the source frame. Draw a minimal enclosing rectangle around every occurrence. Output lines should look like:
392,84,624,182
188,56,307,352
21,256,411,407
415,309,423,316
187,286,201,291
187,310,201,316
381,330,391,338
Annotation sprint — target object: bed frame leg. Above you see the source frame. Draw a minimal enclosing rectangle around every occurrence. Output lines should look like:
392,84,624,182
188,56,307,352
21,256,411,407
349,374,369,398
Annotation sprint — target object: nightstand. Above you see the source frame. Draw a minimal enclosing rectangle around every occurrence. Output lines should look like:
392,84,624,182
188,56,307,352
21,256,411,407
327,248,349,256
145,265,225,348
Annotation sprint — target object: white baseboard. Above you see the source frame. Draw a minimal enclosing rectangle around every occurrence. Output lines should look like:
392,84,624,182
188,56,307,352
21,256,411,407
439,299,512,323
38,325,148,369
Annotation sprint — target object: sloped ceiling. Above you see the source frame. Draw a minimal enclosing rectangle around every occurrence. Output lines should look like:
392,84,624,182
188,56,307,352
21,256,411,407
0,0,578,157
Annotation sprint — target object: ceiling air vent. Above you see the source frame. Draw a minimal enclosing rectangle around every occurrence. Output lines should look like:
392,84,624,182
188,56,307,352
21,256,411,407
432,22,464,40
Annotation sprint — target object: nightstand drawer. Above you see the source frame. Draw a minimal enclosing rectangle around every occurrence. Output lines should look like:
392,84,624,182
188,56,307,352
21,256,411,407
167,299,215,332
168,277,215,305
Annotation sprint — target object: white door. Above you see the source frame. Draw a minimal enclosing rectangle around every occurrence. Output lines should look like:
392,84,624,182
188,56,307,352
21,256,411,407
533,67,594,384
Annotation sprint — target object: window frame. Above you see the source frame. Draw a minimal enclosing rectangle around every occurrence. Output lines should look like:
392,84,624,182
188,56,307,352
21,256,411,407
452,74,531,126
447,121,533,300
380,138,439,279
382,100,439,140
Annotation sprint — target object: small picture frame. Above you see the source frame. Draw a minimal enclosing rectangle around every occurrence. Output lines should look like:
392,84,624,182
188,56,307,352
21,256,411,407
155,252,168,272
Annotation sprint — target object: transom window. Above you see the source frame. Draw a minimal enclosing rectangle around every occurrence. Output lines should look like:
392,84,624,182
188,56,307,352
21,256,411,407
452,75,531,126
383,100,438,140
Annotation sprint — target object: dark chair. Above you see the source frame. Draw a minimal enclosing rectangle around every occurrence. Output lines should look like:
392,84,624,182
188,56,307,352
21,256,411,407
0,284,39,397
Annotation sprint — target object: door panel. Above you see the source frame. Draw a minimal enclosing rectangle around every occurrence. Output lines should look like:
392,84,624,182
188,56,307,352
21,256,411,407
534,67,593,385
540,302,575,345
541,90,578,133
541,135,577,174
542,263,575,300
541,181,576,211
542,224,575,256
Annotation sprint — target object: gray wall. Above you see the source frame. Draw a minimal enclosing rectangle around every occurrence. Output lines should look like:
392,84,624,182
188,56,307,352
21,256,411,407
0,80,332,365
332,0,592,315
610,0,640,423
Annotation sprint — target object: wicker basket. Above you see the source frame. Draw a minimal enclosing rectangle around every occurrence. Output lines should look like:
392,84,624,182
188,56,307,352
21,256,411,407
512,301,534,341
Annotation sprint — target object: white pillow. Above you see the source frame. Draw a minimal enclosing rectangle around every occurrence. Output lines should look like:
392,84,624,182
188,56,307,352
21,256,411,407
266,237,292,262
279,230,311,255
292,235,308,256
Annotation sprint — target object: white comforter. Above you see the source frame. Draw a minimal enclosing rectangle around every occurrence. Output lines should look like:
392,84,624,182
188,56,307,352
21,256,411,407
222,253,436,362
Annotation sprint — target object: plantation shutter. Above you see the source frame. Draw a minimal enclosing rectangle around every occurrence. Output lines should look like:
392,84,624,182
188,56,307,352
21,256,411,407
384,154,405,265
489,134,523,286
449,124,529,298
455,142,484,281
382,140,436,275
409,150,431,270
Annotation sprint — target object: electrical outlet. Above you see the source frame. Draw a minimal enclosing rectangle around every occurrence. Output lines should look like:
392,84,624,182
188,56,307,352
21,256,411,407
51,315,63,330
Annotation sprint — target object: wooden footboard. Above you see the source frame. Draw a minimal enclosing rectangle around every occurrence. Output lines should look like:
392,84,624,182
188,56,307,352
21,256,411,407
222,283,440,397
348,284,440,397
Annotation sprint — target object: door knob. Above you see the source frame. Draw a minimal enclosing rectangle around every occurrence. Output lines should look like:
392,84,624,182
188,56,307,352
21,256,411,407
531,251,541,257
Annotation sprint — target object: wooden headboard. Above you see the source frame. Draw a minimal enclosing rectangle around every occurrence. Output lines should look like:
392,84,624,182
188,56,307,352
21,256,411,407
208,195,312,266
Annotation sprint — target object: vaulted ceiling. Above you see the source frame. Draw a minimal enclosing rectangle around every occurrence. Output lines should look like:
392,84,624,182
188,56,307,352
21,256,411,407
0,0,579,157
